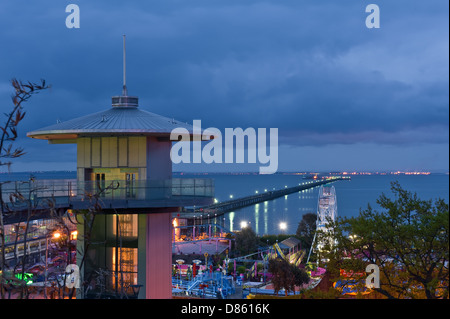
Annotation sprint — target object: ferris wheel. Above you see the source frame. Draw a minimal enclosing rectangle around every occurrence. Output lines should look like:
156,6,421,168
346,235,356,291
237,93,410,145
306,185,338,264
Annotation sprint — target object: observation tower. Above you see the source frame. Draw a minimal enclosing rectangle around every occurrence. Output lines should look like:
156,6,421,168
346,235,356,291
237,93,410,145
27,36,214,298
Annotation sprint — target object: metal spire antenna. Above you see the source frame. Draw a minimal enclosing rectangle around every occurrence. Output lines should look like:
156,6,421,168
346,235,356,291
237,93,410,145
111,34,138,108
122,34,128,96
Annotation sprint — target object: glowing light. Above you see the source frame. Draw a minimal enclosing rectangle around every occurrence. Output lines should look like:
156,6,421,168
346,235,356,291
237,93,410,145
15,273,34,285
53,232,61,239
279,222,287,231
240,221,248,229
70,230,78,240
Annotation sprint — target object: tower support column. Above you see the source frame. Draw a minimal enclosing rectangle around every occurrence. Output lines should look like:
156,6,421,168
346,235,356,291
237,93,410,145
145,213,173,299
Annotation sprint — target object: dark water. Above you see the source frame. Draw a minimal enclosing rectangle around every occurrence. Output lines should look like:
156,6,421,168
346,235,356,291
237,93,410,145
0,171,77,182
1,171,448,235
207,173,449,235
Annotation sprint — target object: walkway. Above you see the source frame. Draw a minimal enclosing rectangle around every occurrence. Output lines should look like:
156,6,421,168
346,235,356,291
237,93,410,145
183,176,348,218
173,239,230,255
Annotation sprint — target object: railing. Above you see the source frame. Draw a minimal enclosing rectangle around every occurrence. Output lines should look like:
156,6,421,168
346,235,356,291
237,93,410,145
1,178,214,207
3,238,47,260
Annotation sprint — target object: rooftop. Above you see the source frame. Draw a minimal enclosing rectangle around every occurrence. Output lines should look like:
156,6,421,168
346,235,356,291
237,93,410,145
27,102,199,142
279,237,301,249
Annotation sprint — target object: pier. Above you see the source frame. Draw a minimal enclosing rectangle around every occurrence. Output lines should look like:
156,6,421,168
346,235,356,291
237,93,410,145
182,176,349,219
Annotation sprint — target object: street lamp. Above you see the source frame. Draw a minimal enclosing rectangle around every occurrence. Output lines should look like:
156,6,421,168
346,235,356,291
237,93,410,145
279,222,287,232
44,231,61,299
176,259,185,288
130,284,143,299
240,221,248,229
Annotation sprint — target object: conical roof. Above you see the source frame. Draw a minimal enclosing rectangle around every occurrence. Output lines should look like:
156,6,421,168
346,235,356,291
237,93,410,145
27,104,196,141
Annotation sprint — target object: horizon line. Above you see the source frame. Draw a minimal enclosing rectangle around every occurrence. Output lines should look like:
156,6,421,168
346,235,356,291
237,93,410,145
1,170,448,175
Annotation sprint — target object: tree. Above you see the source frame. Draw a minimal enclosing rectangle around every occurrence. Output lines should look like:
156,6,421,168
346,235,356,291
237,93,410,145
268,258,294,296
268,257,309,296
296,212,317,252
323,182,449,299
291,263,310,294
0,79,49,168
0,79,49,299
234,227,260,256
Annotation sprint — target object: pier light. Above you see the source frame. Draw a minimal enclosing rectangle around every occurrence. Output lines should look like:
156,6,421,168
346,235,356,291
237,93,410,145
240,221,248,229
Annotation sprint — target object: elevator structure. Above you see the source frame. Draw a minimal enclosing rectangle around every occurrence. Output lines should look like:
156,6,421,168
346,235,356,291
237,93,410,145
27,38,213,298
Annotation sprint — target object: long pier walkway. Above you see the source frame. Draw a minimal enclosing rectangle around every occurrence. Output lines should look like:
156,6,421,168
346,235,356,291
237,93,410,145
182,176,349,219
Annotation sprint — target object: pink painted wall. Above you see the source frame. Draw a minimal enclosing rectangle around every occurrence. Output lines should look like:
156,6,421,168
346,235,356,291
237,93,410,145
146,137,172,180
146,213,173,298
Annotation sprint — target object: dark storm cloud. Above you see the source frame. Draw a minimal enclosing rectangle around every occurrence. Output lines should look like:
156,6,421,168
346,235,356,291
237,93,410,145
0,0,448,171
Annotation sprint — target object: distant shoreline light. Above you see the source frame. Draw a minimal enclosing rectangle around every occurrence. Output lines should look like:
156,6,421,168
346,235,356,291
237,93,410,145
0,170,437,175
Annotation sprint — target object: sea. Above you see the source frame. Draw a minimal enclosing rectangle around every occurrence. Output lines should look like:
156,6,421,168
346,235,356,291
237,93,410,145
1,171,448,236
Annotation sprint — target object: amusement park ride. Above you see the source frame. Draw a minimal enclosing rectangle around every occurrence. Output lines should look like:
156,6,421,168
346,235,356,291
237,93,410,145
171,185,340,298
306,185,337,264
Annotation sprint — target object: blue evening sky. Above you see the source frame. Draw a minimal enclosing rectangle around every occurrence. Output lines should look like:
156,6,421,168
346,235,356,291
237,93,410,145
0,0,448,173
